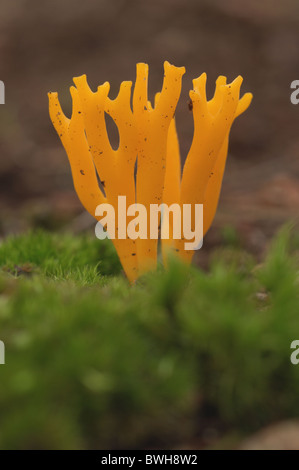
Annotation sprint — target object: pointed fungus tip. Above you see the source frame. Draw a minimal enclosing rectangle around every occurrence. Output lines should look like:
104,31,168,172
232,75,243,87
216,75,227,85
136,62,149,71
97,81,110,94
120,80,133,89
73,74,87,86
164,61,185,75
69,85,78,97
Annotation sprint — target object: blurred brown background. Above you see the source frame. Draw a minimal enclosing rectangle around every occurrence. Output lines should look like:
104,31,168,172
0,0,299,257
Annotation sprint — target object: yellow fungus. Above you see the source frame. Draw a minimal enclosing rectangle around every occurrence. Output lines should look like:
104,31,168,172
48,62,252,282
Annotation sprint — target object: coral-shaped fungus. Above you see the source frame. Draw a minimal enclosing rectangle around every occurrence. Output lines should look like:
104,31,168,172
49,62,252,282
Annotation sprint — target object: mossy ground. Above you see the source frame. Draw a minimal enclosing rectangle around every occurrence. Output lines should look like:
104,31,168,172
0,228,299,449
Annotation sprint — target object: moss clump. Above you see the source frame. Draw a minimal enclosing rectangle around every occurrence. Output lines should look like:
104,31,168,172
0,229,122,281
0,228,298,449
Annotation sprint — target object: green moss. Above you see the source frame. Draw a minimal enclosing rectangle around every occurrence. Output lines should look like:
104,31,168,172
0,228,298,449
0,229,122,280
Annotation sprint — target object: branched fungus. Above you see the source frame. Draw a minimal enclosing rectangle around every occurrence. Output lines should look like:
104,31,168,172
49,62,252,282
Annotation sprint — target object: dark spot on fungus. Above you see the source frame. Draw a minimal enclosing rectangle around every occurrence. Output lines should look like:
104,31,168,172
80,170,85,175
